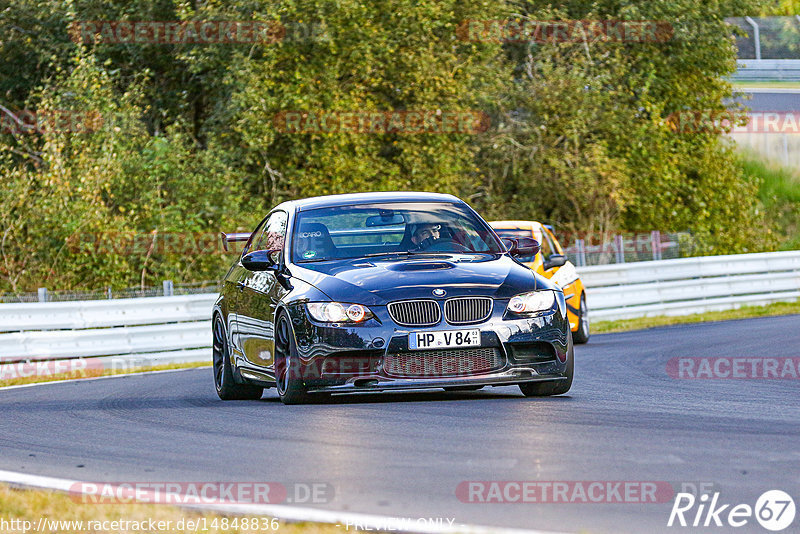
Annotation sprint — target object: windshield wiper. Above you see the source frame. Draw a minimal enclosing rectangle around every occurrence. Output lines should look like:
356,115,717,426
362,251,418,258
296,257,338,263
300,251,468,262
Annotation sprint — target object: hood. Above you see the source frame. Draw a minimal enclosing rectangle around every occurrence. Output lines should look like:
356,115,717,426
289,253,549,305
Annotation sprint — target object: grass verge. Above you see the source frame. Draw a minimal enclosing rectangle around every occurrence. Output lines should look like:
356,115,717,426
0,361,209,389
732,81,800,90
0,483,337,533
592,300,800,334
740,151,800,251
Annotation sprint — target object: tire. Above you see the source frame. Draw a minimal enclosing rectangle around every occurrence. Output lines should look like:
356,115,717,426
572,293,590,344
519,332,574,397
274,312,313,405
213,314,263,401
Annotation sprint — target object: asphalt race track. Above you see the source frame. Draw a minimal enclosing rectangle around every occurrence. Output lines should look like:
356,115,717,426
733,89,800,113
1,315,799,533
737,91,800,112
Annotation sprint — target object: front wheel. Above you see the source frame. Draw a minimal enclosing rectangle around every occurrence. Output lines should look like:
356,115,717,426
519,333,574,397
213,315,263,401
274,312,312,405
572,293,590,344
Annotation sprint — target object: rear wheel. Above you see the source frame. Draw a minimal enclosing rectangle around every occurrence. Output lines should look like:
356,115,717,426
213,315,263,400
274,312,312,405
572,293,590,344
519,333,574,397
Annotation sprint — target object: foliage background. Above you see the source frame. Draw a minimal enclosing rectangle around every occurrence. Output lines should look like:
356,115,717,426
0,0,787,292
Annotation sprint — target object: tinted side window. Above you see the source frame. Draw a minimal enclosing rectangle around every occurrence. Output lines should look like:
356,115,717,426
242,217,269,256
539,230,555,258
544,228,563,254
255,211,288,262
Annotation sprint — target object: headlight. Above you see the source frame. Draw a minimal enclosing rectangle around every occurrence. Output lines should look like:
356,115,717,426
507,290,557,315
306,302,374,323
549,262,579,288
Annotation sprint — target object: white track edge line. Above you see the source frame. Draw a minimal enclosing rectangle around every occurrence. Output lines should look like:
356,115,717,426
0,469,568,534
738,88,800,93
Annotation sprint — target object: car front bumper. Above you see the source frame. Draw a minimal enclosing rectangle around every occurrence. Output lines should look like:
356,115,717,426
285,298,571,392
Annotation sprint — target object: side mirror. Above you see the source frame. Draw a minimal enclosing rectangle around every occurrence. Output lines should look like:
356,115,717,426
504,237,540,258
242,250,280,272
543,254,568,270
514,237,540,257
501,237,517,251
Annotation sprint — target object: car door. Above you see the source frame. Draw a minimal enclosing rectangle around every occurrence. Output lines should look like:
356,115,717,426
543,226,583,329
540,227,577,292
237,210,289,371
227,217,269,363
538,228,558,277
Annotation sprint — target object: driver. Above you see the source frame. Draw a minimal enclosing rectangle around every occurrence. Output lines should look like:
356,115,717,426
410,223,442,250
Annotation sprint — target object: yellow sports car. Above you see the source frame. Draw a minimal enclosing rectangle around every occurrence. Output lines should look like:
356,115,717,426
490,221,589,344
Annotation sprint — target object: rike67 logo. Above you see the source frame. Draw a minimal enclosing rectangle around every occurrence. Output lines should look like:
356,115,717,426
668,490,796,531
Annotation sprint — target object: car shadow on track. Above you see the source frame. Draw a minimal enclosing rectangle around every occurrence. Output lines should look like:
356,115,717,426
257,388,573,405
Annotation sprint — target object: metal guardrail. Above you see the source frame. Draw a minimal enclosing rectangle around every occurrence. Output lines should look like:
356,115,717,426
577,250,800,320
733,59,800,81
0,294,215,369
1,251,798,373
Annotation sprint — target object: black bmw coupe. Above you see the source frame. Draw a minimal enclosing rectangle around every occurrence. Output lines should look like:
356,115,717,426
213,192,574,404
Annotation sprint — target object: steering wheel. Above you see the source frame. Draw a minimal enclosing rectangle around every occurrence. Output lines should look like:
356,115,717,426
417,237,470,253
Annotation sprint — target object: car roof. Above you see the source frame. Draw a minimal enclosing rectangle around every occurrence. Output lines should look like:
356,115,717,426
489,220,544,231
284,192,462,212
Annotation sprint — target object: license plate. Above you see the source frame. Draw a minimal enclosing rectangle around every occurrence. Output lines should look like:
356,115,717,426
409,329,481,350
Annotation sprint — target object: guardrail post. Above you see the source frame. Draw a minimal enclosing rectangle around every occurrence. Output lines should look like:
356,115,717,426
576,239,586,267
614,235,625,264
37,287,48,303
744,16,761,61
163,280,174,297
651,230,662,261
107,287,112,299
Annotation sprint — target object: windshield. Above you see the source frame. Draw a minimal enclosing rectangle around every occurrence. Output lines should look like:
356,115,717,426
493,228,535,241
291,202,504,263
